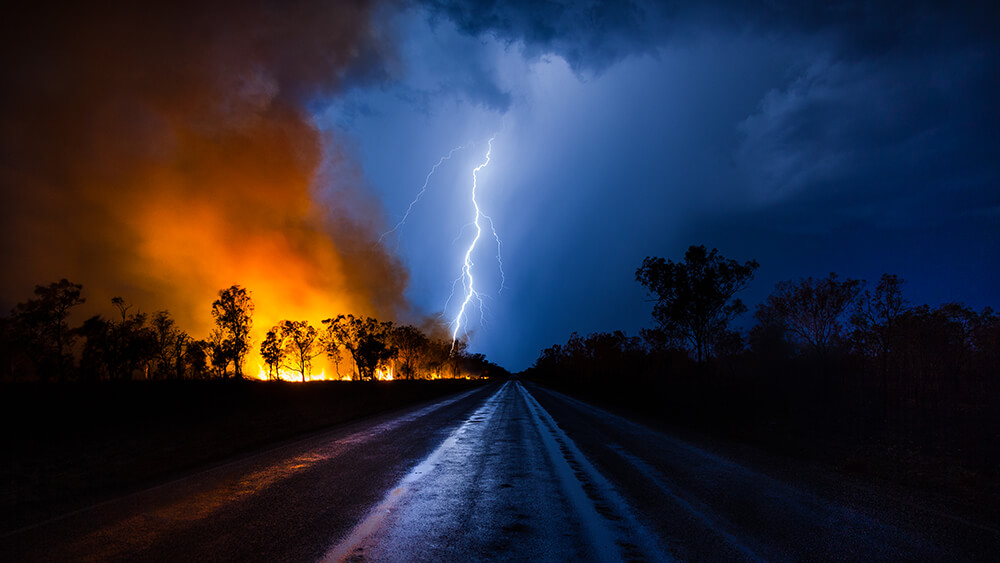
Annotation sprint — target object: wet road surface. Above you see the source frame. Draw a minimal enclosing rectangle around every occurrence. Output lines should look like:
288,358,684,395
3,380,997,561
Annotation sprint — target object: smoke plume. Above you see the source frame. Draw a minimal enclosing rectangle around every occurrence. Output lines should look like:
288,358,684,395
1,1,412,339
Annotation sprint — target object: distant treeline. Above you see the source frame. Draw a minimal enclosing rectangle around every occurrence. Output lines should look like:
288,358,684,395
527,245,999,469
0,281,504,383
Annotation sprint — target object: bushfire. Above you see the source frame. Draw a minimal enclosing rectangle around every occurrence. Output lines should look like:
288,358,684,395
0,3,506,384
0,1,409,360
254,365,395,383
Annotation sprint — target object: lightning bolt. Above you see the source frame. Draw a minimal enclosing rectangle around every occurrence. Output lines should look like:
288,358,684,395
378,145,466,245
450,135,503,350
377,136,503,353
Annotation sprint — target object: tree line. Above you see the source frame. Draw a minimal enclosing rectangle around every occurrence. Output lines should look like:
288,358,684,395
529,245,999,459
0,281,501,382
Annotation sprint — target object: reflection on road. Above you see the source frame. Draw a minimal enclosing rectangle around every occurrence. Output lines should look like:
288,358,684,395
5,380,994,562
325,381,668,561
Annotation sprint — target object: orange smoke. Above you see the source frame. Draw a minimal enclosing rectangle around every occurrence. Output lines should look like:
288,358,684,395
0,2,412,346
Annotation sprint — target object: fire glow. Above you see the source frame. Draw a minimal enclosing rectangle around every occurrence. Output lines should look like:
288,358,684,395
255,363,395,382
0,2,408,360
256,366,330,382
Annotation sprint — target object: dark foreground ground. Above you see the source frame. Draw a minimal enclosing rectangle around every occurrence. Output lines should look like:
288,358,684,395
3,379,998,561
534,376,1000,531
0,378,483,533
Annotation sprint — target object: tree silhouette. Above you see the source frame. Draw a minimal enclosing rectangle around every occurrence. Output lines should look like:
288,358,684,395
211,285,254,378
319,324,345,379
851,274,908,360
422,337,452,379
321,316,353,378
150,310,188,379
260,328,286,380
322,315,396,381
850,274,908,418
10,279,85,380
77,297,157,381
107,297,156,380
757,272,862,355
279,320,322,382
79,315,111,381
350,316,395,381
447,338,468,378
184,339,210,379
208,328,231,378
0,316,13,380
636,246,758,362
390,324,428,380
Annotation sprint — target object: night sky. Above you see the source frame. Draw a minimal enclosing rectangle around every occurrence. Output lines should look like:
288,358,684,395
330,0,999,370
2,1,998,371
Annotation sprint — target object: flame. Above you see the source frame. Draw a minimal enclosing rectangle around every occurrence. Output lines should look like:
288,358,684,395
256,365,328,382
249,368,482,382
253,362,395,382
375,366,394,381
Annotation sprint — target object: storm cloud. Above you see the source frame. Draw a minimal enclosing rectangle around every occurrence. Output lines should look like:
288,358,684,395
376,0,999,367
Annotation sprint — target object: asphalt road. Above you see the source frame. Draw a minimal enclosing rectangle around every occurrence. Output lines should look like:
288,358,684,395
3,380,997,561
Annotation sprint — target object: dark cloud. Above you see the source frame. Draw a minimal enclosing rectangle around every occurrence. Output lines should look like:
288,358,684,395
411,10,515,112
426,0,1000,230
416,0,1000,368
425,0,998,68
424,0,656,72
736,48,1000,222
